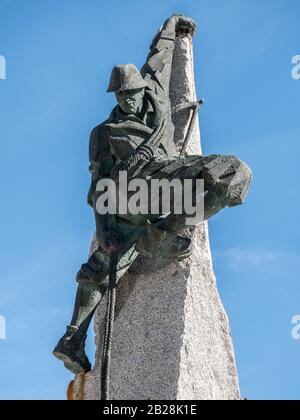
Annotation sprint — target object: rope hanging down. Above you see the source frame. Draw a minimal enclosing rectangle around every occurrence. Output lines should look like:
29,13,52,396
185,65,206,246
100,98,203,400
171,99,204,156
101,252,118,401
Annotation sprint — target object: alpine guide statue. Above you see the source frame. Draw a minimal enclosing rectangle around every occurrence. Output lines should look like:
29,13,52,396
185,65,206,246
53,14,252,397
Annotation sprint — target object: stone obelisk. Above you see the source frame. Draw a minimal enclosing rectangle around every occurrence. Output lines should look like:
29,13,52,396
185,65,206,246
70,33,241,401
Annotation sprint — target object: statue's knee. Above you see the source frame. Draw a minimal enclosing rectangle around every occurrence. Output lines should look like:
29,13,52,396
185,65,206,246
202,155,253,207
76,250,109,291
226,157,252,206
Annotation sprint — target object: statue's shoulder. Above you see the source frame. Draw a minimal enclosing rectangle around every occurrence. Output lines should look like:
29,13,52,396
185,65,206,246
91,120,106,135
90,119,110,141
90,106,119,139
89,120,112,156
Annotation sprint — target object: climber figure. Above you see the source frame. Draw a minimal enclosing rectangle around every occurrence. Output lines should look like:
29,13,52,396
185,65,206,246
53,14,252,375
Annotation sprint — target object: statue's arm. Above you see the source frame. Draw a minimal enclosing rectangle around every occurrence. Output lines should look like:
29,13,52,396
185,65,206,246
87,126,114,207
88,127,121,253
141,14,196,97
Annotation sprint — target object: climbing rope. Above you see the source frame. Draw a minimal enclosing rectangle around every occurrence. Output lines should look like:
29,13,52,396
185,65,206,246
179,100,203,156
172,99,204,156
101,252,118,401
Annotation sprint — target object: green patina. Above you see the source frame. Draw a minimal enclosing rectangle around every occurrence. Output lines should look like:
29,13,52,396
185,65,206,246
53,15,252,376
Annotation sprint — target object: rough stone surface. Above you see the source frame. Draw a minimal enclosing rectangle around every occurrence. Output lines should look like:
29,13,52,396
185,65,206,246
72,36,240,401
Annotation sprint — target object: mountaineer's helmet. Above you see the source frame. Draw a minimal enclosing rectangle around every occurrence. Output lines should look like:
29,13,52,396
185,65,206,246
107,64,148,93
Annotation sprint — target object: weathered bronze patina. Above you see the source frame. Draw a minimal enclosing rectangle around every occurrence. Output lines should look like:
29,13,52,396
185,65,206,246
53,15,252,376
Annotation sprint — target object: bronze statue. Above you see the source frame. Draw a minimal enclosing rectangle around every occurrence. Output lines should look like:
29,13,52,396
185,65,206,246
53,14,252,376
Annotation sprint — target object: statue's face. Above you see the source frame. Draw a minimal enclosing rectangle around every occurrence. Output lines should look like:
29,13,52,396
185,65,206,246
115,88,145,115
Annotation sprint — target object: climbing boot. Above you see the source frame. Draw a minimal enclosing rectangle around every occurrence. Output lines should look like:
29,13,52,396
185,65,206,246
53,326,91,375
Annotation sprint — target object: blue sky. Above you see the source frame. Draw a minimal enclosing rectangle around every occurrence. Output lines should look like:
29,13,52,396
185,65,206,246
0,0,299,400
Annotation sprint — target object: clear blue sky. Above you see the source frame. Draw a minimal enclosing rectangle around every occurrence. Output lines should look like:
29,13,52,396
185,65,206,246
0,0,299,400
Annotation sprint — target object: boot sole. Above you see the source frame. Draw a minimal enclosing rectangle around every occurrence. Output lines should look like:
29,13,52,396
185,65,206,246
53,350,89,375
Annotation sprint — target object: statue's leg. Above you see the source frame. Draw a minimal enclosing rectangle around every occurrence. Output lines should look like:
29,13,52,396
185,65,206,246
53,249,109,375
154,154,252,231
137,155,252,261
53,244,139,375
152,187,224,233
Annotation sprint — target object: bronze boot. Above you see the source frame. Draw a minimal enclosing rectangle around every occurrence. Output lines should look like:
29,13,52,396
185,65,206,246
53,326,91,375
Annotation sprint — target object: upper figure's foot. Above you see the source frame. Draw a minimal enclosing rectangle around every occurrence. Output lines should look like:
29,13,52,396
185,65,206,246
173,14,197,37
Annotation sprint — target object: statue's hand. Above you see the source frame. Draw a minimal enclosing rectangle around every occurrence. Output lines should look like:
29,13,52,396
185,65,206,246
175,15,196,37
